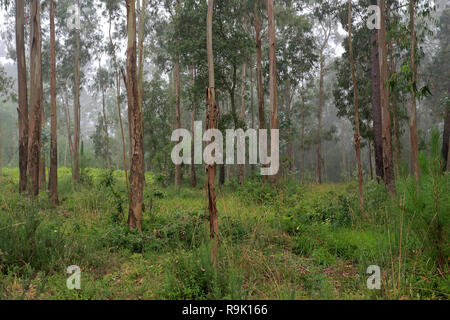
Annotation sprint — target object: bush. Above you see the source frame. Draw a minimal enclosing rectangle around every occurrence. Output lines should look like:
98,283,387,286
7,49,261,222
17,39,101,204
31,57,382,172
162,244,246,300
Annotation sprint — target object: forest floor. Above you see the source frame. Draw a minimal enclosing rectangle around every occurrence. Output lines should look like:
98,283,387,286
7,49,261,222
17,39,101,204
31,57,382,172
0,167,448,300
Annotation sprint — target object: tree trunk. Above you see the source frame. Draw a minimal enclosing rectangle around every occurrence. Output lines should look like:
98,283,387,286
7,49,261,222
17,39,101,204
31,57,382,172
443,82,450,172
316,52,324,184
239,62,247,184
39,92,45,191
254,1,266,131
286,81,294,173
48,0,58,205
267,0,278,185
73,0,81,182
379,0,396,195
370,0,384,182
28,0,42,198
190,67,197,187
348,0,365,212
98,60,111,168
250,57,255,129
409,0,420,181
64,138,68,168
16,0,28,193
300,85,306,183
341,121,347,179
390,57,400,173
369,141,374,181
64,94,74,169
206,0,219,245
125,0,144,231
109,9,130,201
175,59,182,188
138,0,146,110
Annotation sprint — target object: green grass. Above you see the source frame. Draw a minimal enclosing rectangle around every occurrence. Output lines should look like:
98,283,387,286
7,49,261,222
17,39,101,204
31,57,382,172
0,165,448,300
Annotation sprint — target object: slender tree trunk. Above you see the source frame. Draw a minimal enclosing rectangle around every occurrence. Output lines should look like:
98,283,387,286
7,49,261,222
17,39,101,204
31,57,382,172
190,67,197,187
267,0,278,185
109,10,130,201
316,51,324,184
39,102,45,190
390,51,401,173
125,0,144,231
73,1,81,182
348,0,365,212
250,57,255,129
138,0,146,109
49,0,59,205
239,62,247,184
254,1,266,131
175,59,182,188
286,81,294,173
64,95,74,169
409,0,420,181
206,0,219,245
443,82,450,172
98,60,111,168
370,0,384,182
138,0,146,187
300,85,306,183
341,121,347,179
28,0,42,198
369,141,374,180
16,0,28,193
379,0,396,195
64,138,68,168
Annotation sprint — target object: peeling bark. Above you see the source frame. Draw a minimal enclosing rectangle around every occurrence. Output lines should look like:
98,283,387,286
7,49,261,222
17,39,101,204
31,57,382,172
49,0,59,205
28,0,43,198
16,0,28,193
125,0,144,231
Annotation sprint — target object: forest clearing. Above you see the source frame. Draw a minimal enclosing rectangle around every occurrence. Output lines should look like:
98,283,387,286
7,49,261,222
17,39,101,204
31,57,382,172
0,165,448,300
0,0,448,302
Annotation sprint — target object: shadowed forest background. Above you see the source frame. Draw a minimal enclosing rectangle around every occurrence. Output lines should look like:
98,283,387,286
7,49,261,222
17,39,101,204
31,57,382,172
0,0,448,300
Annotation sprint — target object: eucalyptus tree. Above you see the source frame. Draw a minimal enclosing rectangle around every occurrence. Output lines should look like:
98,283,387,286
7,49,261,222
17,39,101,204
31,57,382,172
420,6,449,171
0,64,13,183
48,0,58,205
124,0,144,231
101,0,130,197
91,65,113,167
379,0,396,195
206,0,219,265
308,0,339,184
347,0,364,211
55,0,102,183
276,1,317,173
334,2,377,183
165,0,252,184
27,0,43,197
16,0,29,193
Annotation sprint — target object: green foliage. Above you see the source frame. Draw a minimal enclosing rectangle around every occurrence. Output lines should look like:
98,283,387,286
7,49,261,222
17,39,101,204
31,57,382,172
0,166,448,299
162,244,246,300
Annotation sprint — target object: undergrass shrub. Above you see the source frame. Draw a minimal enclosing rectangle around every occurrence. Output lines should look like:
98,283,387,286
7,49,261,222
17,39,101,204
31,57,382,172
220,216,249,242
98,169,125,224
0,196,101,277
162,243,246,300
104,211,207,253
237,179,279,206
